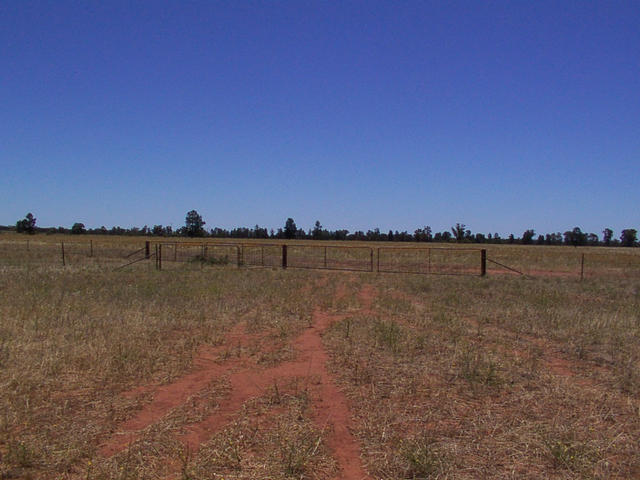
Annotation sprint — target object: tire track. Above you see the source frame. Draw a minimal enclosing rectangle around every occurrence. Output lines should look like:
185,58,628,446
100,278,374,480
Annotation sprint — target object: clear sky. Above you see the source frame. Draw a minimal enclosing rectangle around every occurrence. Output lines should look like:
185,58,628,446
2,1,639,237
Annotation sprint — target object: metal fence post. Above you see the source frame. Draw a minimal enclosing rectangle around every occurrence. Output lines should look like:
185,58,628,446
370,248,374,272
174,242,178,261
580,253,584,281
481,249,487,276
158,244,162,270
377,248,380,272
89,240,93,257
324,246,327,269
282,245,288,269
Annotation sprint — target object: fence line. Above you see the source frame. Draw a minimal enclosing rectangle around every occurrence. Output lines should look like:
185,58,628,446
148,241,485,276
2,238,639,279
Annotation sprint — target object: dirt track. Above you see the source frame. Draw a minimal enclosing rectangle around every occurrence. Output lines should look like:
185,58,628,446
101,278,373,479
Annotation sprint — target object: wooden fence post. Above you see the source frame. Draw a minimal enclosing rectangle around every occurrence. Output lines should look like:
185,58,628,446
145,241,150,259
481,249,487,276
370,248,374,272
61,241,66,266
90,240,93,257
158,244,162,270
282,245,288,269
580,253,584,281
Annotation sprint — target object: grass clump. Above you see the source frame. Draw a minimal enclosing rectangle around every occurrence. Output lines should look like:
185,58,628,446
399,435,446,479
372,319,404,354
190,254,230,265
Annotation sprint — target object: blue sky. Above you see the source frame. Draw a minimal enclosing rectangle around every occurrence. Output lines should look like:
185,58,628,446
2,1,639,237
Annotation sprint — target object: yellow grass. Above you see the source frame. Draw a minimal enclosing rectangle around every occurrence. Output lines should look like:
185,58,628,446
1,233,639,478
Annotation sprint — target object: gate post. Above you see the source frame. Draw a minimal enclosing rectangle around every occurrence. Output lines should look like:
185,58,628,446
282,245,288,269
480,249,487,276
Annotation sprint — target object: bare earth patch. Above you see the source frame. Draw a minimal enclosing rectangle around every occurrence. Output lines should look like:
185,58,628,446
100,278,372,479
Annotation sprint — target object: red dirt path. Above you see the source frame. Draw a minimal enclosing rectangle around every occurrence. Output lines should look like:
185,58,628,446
100,278,373,480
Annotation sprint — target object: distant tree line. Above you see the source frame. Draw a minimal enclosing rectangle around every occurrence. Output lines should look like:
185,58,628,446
4,211,638,247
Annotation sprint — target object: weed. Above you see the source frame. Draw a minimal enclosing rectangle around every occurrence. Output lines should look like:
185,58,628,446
6,440,35,468
399,435,445,479
457,343,501,386
279,431,322,476
544,436,597,473
372,319,404,354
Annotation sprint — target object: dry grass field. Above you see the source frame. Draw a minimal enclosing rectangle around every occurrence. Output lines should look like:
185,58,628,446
1,234,639,479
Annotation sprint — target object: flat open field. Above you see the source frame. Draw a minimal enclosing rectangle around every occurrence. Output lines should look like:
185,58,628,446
1,234,640,479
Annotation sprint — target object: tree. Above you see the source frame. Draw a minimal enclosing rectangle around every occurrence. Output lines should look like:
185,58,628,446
284,218,297,239
185,210,206,237
602,228,613,246
564,227,586,247
522,229,535,245
312,221,323,240
71,222,86,234
16,212,36,234
451,223,466,242
620,229,637,247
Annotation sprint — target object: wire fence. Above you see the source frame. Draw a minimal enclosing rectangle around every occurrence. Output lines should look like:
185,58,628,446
1,238,639,279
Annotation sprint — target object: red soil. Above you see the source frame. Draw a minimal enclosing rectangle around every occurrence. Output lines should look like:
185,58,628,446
100,278,372,480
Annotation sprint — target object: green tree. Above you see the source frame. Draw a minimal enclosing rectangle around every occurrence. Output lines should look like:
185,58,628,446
451,223,466,242
16,212,36,234
185,210,206,237
522,229,535,245
71,223,86,235
312,220,323,240
284,218,297,239
620,229,637,247
602,228,613,246
564,227,586,247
